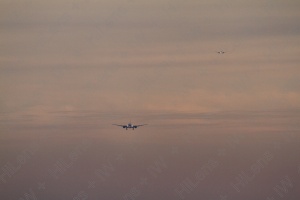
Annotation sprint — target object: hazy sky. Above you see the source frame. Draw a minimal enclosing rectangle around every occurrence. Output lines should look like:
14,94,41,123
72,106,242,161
1,0,300,199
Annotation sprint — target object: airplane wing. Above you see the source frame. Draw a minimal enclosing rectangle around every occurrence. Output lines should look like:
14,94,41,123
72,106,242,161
112,124,127,128
112,124,124,126
134,124,147,127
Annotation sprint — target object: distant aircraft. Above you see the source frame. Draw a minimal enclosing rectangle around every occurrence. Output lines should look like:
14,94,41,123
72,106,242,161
217,51,225,54
112,122,147,130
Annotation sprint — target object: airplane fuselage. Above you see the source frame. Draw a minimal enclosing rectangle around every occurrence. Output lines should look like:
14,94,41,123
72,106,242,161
123,123,137,130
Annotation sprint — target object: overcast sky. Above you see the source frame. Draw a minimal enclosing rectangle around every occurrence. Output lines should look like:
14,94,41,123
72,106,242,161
1,0,300,199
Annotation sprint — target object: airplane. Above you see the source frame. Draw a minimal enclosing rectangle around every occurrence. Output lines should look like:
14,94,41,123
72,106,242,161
112,122,147,130
217,51,225,54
